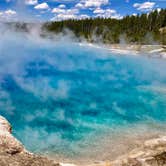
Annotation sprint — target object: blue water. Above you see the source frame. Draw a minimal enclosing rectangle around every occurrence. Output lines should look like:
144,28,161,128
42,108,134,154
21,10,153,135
0,32,166,161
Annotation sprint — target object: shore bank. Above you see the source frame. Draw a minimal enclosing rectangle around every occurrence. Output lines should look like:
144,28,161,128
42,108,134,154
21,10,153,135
1,115,166,166
81,43,166,58
106,44,166,58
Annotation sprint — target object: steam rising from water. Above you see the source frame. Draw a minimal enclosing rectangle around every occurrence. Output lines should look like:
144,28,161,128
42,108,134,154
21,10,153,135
0,24,166,163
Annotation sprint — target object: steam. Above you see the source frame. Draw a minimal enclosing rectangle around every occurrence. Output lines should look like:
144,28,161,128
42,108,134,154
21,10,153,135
15,77,70,101
0,23,166,163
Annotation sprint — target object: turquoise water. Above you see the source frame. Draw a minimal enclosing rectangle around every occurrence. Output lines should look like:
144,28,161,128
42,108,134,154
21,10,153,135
0,32,166,161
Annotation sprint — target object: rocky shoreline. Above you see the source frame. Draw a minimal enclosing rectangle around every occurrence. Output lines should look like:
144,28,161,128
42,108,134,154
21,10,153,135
82,43,166,59
0,115,59,166
0,115,166,166
106,44,166,59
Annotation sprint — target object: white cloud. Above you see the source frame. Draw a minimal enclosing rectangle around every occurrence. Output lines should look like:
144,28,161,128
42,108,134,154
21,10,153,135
133,2,155,11
93,8,121,19
51,8,79,21
34,2,49,10
52,8,78,14
52,8,65,13
0,9,17,21
93,8,105,14
51,13,90,21
51,5,90,21
58,4,66,8
94,8,116,15
75,3,84,9
51,14,76,20
75,0,109,9
79,14,90,19
84,0,109,8
5,9,17,15
25,0,38,5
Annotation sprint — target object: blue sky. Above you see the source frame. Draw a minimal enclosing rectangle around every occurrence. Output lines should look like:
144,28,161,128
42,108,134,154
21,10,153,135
0,0,165,21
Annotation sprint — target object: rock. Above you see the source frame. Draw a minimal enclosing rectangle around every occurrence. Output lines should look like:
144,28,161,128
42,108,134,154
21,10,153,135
111,136,166,166
0,116,12,133
0,115,59,166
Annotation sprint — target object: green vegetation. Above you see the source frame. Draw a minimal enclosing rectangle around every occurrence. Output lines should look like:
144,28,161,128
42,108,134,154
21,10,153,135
44,9,166,45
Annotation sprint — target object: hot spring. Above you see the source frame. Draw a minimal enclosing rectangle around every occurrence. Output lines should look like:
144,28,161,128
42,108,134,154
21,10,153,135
0,29,166,164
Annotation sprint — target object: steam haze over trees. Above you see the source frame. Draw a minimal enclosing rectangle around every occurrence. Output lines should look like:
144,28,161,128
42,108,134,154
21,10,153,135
45,9,166,45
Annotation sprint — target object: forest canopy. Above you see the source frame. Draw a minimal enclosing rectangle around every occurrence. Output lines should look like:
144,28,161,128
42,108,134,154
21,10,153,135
44,9,166,45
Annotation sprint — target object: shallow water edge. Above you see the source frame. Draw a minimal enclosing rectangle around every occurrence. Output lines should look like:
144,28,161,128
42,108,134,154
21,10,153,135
1,115,166,166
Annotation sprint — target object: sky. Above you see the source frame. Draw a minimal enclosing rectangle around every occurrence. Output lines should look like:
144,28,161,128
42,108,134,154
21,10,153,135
0,0,165,22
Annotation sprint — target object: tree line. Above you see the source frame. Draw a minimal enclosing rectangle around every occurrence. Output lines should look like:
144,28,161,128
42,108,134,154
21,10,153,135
44,9,166,45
